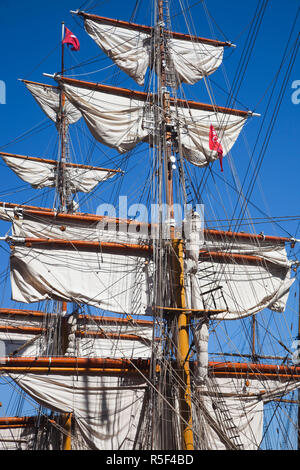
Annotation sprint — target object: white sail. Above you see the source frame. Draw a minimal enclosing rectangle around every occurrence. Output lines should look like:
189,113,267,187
9,214,153,315
85,18,150,87
184,214,294,320
63,83,150,153
61,80,247,168
185,212,293,383
2,207,293,319
196,377,300,450
7,373,147,450
0,310,154,359
0,153,118,192
193,243,294,319
64,165,117,193
0,427,38,450
25,82,81,126
168,37,224,85
1,154,55,189
0,205,16,222
175,105,247,167
191,245,293,320
10,245,152,315
75,319,153,359
0,310,45,357
84,17,224,86
6,373,300,451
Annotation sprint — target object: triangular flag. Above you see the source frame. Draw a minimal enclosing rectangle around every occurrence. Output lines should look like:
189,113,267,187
209,124,224,172
63,27,80,51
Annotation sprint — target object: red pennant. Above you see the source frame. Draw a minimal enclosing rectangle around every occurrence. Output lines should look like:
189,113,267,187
209,124,223,172
63,27,80,51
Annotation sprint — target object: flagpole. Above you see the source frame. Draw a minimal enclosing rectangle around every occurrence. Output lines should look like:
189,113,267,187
61,22,65,78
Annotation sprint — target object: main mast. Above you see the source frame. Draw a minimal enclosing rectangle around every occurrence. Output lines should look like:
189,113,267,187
58,22,70,214
59,22,72,450
157,0,193,450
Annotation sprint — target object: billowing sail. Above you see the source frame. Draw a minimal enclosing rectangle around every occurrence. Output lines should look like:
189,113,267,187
194,244,294,319
83,15,226,86
24,81,81,126
0,152,120,193
59,77,249,167
186,213,295,384
10,244,152,315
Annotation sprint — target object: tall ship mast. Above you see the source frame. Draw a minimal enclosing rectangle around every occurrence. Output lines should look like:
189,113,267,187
0,0,300,451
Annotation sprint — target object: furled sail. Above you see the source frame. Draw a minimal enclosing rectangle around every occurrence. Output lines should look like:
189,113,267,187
58,77,249,167
0,309,154,359
82,14,226,86
24,81,81,126
0,152,119,193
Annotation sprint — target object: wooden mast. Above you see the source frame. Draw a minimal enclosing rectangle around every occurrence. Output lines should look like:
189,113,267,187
157,0,193,450
60,22,72,451
59,22,68,214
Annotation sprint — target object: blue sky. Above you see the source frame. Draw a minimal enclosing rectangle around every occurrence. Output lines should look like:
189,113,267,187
0,0,299,440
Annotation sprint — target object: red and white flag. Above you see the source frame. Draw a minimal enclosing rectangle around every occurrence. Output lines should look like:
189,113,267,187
209,124,224,172
63,27,80,51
